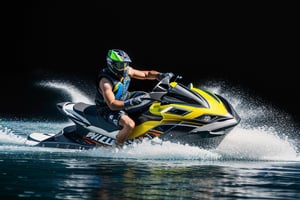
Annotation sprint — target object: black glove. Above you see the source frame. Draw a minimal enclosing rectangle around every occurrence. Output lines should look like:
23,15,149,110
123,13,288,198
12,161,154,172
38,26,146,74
158,72,174,81
124,96,143,107
124,93,151,111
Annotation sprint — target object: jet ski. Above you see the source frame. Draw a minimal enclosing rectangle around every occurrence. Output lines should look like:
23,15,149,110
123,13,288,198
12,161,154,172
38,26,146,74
26,74,241,150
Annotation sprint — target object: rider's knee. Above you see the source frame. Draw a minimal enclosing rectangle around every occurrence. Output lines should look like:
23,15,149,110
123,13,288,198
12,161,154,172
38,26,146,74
124,118,135,130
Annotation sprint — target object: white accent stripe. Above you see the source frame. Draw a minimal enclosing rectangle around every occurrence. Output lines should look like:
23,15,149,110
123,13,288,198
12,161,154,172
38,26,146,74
63,103,90,125
86,125,118,139
161,106,174,113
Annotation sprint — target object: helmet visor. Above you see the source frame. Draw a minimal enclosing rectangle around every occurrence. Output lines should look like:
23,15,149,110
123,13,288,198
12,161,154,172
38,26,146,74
113,62,129,71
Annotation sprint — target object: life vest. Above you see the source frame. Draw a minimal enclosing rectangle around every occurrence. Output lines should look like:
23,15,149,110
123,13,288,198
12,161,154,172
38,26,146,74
95,68,131,106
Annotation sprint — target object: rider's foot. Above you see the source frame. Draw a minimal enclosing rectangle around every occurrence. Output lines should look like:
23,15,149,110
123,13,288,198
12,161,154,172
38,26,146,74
112,141,124,149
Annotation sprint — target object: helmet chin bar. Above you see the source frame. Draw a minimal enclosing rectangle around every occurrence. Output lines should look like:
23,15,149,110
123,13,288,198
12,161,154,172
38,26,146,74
118,67,129,77
108,64,129,78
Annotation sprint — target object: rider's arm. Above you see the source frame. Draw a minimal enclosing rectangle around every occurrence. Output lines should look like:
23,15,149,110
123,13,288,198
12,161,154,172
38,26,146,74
99,78,125,111
128,67,161,80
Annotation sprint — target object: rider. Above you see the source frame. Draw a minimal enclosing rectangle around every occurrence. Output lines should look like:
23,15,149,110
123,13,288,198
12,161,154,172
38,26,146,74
95,49,173,147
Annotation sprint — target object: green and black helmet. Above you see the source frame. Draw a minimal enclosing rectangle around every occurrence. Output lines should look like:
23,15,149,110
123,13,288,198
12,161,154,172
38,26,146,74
107,49,131,77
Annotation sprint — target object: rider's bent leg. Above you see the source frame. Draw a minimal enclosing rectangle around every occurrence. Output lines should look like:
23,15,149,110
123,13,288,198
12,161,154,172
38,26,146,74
115,115,135,146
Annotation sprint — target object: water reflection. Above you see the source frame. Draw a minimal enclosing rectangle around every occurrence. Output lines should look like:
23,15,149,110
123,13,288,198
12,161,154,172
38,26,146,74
57,158,300,200
1,153,300,200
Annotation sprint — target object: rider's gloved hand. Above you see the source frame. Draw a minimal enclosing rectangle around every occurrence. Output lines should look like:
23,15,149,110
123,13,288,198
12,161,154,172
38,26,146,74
124,96,143,107
158,72,174,81
124,93,151,111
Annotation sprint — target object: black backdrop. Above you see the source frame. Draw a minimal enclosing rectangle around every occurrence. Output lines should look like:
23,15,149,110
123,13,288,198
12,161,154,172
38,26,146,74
1,2,299,121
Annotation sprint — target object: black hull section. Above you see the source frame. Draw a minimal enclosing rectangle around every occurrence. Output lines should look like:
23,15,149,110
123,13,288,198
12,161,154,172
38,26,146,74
158,126,234,149
33,125,97,150
31,124,234,150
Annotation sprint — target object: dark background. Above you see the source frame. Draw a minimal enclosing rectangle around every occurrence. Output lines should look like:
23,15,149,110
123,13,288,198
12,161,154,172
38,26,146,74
1,2,299,121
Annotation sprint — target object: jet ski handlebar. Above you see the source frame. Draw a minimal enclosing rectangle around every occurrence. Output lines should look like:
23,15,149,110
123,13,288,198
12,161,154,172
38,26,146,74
149,73,181,101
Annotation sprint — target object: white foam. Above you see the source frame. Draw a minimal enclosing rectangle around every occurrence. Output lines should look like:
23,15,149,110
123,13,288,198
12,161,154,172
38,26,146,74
37,80,93,104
